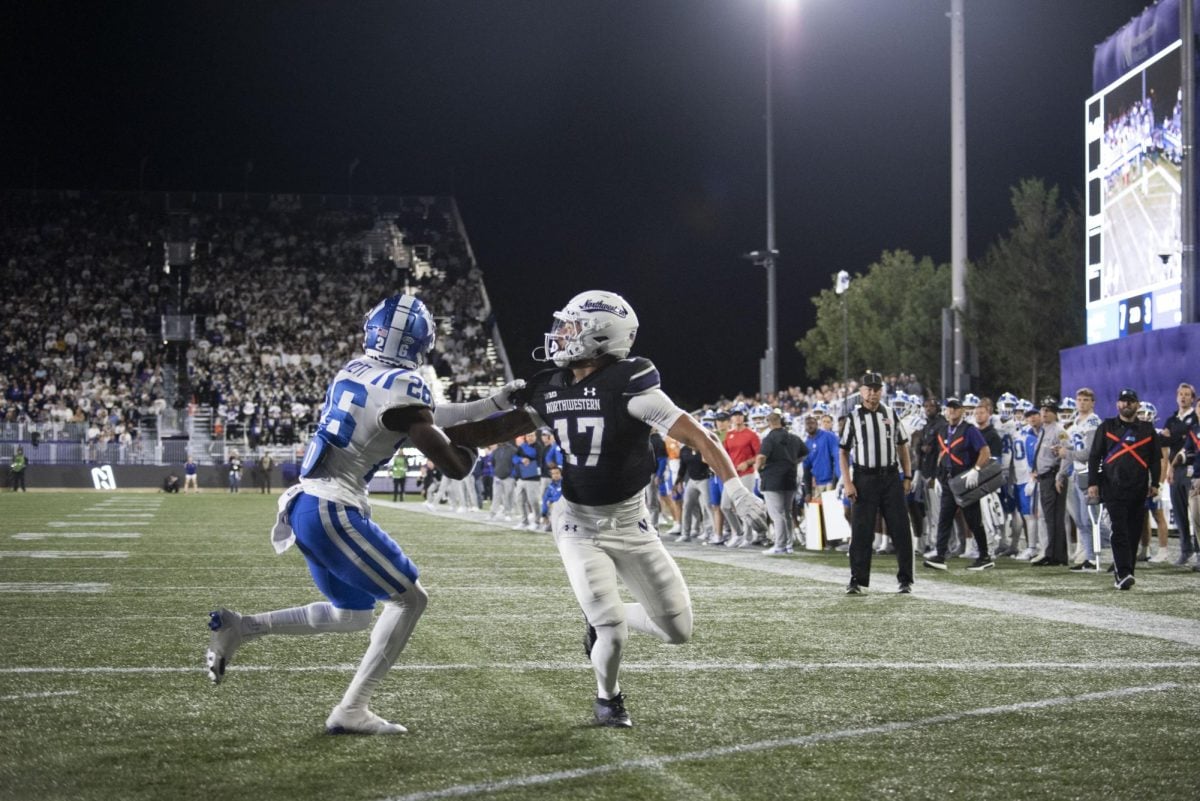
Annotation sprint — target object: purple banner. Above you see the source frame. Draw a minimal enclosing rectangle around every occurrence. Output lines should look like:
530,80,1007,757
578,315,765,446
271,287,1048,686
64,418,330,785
1093,0,1198,91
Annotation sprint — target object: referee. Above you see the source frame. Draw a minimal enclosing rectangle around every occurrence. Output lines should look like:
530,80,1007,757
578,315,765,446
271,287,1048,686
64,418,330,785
839,372,915,594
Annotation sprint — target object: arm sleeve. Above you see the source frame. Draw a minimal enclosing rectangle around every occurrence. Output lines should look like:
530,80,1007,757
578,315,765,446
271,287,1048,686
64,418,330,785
626,388,686,435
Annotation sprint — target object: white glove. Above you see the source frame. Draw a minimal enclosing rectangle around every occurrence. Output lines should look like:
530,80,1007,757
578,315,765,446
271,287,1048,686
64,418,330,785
724,480,769,535
487,379,527,412
433,379,527,428
963,467,980,489
1024,480,1036,497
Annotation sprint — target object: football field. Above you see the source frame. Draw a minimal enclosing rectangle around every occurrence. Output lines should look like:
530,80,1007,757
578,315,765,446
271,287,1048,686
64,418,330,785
1,491,1198,801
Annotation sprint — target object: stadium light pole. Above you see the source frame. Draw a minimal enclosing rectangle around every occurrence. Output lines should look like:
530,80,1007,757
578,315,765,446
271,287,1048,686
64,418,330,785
835,270,850,383
949,0,967,396
757,0,788,400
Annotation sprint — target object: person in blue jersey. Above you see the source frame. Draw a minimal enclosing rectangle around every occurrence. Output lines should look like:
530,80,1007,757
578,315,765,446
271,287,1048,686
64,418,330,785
445,290,768,728
204,293,523,735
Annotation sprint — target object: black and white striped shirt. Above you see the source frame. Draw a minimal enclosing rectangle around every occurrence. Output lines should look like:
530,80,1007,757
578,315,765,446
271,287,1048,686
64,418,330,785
839,403,908,471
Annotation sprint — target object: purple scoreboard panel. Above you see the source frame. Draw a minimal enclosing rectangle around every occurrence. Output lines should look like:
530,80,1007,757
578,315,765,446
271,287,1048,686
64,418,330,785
1085,0,1197,343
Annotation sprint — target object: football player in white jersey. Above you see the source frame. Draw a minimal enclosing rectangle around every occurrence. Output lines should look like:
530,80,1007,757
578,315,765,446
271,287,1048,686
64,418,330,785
1008,400,1042,559
204,293,522,735
1063,388,1110,569
445,290,768,728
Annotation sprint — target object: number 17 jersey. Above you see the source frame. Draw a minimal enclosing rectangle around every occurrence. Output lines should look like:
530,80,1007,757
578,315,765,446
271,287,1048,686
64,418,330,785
524,357,683,507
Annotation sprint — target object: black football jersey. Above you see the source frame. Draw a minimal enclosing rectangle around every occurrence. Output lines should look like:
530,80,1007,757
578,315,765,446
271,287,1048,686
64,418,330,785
525,357,660,506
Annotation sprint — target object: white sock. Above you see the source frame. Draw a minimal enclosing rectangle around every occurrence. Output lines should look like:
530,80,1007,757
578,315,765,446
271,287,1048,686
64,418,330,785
339,585,428,710
243,602,372,640
591,621,627,699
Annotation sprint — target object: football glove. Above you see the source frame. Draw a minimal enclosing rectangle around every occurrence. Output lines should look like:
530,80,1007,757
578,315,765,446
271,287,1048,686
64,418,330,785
724,480,769,535
963,467,980,489
488,379,527,412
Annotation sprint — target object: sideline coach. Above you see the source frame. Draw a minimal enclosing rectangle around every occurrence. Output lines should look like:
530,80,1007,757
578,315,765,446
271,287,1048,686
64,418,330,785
840,372,915,595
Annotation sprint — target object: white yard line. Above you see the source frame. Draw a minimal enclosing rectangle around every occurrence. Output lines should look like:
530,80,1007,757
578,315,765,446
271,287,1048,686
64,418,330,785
0,551,128,559
3,660,1197,676
12,533,142,539
66,513,155,517
0,690,81,701
47,522,150,527
670,546,1200,646
0,583,109,593
376,683,1179,801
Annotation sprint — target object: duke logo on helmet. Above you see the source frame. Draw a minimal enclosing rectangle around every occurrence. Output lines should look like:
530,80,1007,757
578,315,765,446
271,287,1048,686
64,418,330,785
362,294,437,369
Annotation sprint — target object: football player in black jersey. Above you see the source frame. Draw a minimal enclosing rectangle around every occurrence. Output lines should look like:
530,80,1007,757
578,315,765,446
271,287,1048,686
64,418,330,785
446,290,768,728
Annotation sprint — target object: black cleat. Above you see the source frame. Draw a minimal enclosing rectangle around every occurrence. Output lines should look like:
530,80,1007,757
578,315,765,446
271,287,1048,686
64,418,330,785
845,583,863,595
897,582,912,594
594,693,632,728
583,616,597,658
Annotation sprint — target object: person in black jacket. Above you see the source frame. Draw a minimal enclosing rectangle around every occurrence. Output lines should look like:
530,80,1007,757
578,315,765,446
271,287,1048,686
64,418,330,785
1087,388,1162,590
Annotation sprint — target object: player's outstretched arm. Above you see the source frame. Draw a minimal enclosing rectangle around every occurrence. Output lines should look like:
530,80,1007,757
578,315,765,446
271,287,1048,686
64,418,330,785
383,406,476,480
444,409,538,450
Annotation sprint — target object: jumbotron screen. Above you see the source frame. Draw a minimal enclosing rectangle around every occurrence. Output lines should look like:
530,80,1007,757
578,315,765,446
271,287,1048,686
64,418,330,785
1085,41,1183,343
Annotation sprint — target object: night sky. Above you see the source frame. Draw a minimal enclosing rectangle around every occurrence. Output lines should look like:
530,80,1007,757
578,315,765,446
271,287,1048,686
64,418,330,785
1,0,1154,408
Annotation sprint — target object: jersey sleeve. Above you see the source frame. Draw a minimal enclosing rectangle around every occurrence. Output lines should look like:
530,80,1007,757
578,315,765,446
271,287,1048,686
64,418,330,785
626,388,686,435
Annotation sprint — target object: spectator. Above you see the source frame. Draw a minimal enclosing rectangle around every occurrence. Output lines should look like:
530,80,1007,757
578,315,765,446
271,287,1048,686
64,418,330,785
10,445,27,491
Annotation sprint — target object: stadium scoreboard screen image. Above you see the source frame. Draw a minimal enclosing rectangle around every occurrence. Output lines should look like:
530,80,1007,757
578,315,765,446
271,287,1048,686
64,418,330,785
1085,40,1184,343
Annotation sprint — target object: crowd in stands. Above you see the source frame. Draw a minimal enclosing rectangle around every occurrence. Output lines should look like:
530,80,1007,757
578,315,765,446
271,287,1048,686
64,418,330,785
0,191,506,459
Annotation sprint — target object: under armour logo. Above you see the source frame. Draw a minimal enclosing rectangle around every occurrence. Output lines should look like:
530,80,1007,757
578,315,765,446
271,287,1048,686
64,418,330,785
638,520,649,532
583,388,596,396
563,524,578,532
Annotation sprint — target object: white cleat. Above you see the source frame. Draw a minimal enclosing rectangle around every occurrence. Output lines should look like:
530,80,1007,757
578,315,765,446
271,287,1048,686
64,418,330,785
325,706,408,735
206,608,244,684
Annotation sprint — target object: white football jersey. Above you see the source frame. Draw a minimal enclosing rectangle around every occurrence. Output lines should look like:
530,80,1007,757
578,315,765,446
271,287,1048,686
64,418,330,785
1011,425,1035,485
299,358,434,506
1068,412,1103,476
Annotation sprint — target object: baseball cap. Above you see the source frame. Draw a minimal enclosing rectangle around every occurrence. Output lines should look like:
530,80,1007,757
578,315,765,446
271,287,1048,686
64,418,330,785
860,372,883,388
714,411,730,421
1039,396,1060,412
1117,388,1139,403
944,397,963,408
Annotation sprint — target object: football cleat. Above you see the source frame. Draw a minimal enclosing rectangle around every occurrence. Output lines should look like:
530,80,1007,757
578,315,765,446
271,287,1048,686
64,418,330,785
206,608,244,685
593,693,633,728
583,615,598,658
325,706,408,735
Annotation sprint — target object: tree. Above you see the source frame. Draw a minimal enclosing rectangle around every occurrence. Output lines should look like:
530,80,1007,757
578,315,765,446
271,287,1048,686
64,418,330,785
797,250,949,387
967,179,1083,399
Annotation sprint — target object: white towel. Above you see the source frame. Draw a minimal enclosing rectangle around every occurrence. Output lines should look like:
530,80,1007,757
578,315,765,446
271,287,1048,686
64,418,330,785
270,484,305,554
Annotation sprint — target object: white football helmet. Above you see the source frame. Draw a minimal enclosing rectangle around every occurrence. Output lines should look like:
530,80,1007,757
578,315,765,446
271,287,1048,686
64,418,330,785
996,392,1018,422
536,290,639,368
362,294,436,369
1058,396,1077,425
1137,401,1157,423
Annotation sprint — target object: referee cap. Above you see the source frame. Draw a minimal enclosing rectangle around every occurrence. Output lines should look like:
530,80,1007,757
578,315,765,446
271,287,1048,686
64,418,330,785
860,372,883,388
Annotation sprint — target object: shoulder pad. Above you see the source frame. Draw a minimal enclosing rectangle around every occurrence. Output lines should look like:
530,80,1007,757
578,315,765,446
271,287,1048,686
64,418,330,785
620,357,660,395
527,367,570,394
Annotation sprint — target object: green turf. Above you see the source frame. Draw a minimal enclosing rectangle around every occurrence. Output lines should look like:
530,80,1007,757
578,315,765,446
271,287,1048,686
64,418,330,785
0,492,1197,801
